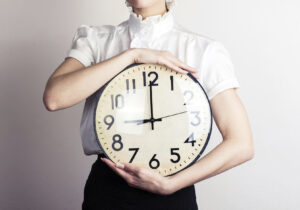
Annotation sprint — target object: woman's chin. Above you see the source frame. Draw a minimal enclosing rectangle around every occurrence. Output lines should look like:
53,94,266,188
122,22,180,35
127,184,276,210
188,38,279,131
126,0,162,9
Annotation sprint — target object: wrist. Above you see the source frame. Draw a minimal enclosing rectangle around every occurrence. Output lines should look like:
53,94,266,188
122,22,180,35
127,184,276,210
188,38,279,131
162,175,181,195
126,48,140,64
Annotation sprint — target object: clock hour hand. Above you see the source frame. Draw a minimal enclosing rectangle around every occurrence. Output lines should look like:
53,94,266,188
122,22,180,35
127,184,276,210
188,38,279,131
137,118,162,125
124,118,162,125
124,119,145,124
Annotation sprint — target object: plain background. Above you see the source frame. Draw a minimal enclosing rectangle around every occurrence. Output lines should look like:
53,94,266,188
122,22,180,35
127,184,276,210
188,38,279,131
1,0,299,209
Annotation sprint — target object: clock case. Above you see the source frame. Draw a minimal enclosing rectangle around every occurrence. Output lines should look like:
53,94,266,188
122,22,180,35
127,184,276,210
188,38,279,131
93,63,213,177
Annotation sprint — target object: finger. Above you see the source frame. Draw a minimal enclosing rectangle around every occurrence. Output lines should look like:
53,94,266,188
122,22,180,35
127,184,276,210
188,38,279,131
101,158,133,180
101,158,120,174
121,162,141,175
165,54,197,73
191,72,200,79
163,57,199,79
170,57,198,73
101,157,116,168
161,59,188,74
180,63,198,73
116,162,137,176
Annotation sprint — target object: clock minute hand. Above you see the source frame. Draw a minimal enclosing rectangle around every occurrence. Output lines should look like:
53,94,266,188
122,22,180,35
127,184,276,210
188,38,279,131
149,82,155,130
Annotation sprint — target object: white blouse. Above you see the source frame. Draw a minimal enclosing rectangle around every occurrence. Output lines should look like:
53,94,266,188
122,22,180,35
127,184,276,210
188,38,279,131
65,0,240,156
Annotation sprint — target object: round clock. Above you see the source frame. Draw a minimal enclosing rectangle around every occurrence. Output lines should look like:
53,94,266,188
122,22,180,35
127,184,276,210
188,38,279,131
94,63,212,176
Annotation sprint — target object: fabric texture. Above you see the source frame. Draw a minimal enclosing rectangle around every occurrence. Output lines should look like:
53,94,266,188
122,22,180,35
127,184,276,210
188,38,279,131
65,0,240,156
82,154,198,210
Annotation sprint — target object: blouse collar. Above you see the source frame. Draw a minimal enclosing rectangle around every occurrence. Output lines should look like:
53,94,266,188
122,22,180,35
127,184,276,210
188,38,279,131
126,0,176,42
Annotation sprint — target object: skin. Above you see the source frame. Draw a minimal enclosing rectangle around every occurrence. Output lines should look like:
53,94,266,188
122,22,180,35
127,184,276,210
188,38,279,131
43,0,254,196
126,0,167,19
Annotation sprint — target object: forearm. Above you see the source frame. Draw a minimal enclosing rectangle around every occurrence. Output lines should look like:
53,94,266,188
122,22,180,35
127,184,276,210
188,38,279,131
169,137,254,192
45,49,136,110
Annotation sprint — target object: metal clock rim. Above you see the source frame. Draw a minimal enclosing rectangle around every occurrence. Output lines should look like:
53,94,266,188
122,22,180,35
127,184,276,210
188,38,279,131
92,63,213,177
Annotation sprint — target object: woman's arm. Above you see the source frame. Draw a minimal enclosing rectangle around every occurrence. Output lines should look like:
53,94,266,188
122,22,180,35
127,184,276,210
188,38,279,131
43,49,135,111
43,49,198,111
168,88,254,193
101,88,254,195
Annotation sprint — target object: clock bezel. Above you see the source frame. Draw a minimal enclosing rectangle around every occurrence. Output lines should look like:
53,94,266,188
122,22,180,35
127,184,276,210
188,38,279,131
93,63,213,177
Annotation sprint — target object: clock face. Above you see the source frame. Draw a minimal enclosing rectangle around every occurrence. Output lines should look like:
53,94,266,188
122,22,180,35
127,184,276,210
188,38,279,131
94,63,212,176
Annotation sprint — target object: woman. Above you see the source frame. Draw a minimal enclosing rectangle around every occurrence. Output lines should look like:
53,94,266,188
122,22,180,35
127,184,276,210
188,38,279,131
43,0,254,209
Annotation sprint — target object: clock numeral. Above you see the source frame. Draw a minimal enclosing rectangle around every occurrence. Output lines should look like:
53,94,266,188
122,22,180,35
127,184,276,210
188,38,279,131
112,134,123,151
190,111,201,126
111,94,124,110
170,148,180,163
170,76,174,91
126,79,136,94
149,154,160,169
184,133,196,147
104,115,114,130
183,90,194,105
128,148,139,163
143,71,159,86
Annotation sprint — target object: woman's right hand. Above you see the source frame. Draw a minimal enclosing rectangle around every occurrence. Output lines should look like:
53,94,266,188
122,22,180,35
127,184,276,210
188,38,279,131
129,48,199,79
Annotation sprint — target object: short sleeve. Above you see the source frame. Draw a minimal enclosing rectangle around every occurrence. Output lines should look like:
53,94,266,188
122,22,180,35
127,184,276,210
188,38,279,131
65,25,97,67
200,41,240,100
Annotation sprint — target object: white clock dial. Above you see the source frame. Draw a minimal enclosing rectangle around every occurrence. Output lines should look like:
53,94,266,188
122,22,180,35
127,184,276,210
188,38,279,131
94,63,212,176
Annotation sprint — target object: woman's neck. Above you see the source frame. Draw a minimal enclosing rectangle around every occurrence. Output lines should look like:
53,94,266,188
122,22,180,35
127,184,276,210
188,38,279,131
133,1,167,20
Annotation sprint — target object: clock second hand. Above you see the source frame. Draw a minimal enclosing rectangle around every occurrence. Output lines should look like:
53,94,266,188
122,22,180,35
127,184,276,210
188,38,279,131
155,110,188,121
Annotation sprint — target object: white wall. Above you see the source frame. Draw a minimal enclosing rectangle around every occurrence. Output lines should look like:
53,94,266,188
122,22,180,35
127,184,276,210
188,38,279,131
0,0,299,209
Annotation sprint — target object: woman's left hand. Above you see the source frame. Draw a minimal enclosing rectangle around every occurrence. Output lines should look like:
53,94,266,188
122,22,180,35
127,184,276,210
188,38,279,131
101,157,177,195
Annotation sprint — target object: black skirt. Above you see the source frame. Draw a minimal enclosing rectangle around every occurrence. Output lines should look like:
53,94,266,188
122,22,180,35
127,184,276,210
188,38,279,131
82,154,198,210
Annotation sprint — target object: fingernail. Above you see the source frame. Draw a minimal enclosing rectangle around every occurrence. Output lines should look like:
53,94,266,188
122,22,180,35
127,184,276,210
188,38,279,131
116,162,125,169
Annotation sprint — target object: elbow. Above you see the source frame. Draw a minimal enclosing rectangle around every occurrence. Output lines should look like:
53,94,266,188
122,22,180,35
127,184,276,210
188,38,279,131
43,90,59,112
244,145,255,161
240,138,255,162
233,136,254,163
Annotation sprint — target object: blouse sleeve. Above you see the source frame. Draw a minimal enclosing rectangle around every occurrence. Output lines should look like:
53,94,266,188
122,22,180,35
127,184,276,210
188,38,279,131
200,41,240,100
65,25,97,67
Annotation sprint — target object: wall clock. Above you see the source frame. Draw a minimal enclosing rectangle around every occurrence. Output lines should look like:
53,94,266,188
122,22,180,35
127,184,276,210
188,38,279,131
94,63,212,176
